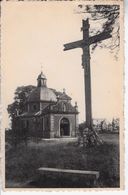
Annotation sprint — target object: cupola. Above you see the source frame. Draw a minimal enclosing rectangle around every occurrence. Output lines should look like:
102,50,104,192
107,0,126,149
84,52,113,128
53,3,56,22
37,71,47,87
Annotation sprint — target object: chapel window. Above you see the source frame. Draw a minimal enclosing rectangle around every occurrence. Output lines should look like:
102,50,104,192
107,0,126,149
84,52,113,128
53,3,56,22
62,103,66,112
33,104,37,111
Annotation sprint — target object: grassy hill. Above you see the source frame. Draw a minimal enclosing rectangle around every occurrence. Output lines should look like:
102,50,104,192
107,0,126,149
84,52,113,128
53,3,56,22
5,133,119,188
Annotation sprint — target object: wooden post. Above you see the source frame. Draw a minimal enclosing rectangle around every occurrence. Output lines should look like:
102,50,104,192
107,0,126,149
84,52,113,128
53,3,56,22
82,19,92,129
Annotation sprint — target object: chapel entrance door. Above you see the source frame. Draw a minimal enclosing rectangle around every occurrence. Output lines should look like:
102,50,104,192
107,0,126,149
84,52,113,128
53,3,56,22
60,118,70,137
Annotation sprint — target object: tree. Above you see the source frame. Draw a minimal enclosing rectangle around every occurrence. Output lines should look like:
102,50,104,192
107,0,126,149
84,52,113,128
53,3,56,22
112,118,119,131
100,119,107,132
7,85,36,119
75,5,120,57
7,85,36,147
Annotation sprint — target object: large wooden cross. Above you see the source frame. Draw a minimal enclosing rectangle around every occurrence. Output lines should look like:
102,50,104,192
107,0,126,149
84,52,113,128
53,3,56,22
64,19,112,129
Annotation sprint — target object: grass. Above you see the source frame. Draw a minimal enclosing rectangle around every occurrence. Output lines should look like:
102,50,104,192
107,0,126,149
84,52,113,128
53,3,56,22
5,133,119,188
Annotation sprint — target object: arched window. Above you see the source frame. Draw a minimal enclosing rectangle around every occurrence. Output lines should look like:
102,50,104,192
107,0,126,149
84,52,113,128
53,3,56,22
62,102,66,112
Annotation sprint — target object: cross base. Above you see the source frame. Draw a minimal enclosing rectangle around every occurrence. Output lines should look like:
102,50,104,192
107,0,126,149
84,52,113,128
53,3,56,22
78,127,103,148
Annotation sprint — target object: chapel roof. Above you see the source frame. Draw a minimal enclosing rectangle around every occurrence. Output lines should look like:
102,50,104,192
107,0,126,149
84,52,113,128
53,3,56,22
27,87,57,102
27,72,71,103
50,89,72,100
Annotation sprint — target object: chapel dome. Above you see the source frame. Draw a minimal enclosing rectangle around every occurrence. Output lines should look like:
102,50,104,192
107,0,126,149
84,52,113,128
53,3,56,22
28,87,57,102
27,71,57,102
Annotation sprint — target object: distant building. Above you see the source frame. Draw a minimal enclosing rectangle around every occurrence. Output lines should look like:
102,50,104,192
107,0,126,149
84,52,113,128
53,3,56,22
13,72,79,138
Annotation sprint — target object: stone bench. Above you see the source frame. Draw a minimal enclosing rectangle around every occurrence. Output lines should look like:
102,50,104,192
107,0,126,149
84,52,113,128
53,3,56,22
36,167,100,188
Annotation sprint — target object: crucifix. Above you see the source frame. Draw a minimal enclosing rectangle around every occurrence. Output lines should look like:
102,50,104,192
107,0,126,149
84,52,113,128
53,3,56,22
64,18,112,129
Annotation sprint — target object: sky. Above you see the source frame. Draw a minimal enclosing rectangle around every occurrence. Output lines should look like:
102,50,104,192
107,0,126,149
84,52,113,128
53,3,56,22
1,1,123,128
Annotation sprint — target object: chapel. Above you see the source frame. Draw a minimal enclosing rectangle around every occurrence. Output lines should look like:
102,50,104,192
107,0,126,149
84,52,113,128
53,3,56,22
14,71,79,138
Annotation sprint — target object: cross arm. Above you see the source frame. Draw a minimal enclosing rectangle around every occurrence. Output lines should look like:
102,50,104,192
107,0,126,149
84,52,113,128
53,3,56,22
89,31,112,45
63,40,83,51
63,31,112,51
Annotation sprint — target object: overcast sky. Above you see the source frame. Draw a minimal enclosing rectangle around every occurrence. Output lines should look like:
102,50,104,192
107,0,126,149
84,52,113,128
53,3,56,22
1,1,123,128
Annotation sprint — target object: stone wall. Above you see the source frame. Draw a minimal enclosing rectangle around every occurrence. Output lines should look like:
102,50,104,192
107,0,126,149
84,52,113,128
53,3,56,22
51,113,78,138
15,112,78,139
